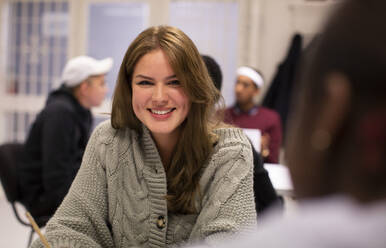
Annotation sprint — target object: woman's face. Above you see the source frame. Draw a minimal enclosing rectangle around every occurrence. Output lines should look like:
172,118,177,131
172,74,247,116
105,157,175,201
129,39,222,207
131,49,190,140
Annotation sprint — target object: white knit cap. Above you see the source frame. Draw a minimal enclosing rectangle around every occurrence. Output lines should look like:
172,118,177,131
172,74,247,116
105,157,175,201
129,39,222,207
236,66,264,88
61,56,113,87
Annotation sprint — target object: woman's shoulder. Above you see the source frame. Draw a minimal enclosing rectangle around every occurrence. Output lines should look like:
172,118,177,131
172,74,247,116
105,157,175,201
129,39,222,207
212,126,251,150
90,119,116,144
90,119,138,146
198,127,254,206
89,120,140,169
210,126,252,165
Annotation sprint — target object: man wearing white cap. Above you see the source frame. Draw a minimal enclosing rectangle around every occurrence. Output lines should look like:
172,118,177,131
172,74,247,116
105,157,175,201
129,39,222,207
19,56,113,221
224,66,282,163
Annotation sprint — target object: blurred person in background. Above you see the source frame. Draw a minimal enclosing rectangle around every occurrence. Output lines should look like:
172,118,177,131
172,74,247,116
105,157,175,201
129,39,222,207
19,56,112,221
202,54,282,215
224,67,282,163
191,0,386,247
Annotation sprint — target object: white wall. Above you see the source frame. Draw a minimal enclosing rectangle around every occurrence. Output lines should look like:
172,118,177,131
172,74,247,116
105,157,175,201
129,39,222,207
0,0,341,143
250,0,340,102
0,0,8,142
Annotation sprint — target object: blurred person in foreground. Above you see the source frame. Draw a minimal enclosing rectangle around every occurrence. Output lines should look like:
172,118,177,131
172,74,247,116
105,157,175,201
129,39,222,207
19,56,112,221
191,0,386,247
202,54,282,215
31,26,256,248
224,67,282,163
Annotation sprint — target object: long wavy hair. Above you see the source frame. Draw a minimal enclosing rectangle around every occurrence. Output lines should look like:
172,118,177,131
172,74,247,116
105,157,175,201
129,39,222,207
111,26,223,214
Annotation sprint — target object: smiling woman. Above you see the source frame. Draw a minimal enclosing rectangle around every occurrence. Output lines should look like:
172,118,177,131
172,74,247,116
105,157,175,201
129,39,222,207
131,49,191,167
30,26,257,248
111,26,225,215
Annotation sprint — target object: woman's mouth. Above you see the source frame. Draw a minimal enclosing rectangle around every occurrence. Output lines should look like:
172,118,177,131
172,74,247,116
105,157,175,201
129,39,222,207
149,108,175,115
147,108,176,119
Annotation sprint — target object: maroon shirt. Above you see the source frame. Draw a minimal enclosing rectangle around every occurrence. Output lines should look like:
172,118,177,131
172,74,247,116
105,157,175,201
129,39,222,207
224,105,282,163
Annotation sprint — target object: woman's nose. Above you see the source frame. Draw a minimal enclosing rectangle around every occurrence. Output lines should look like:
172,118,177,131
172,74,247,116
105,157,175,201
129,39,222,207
152,84,168,103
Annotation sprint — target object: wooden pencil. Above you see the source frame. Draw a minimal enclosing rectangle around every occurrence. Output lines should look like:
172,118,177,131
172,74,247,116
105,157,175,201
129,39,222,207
25,212,51,248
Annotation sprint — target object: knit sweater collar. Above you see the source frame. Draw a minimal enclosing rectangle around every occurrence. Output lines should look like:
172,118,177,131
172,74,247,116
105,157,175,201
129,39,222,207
140,124,166,173
137,124,248,172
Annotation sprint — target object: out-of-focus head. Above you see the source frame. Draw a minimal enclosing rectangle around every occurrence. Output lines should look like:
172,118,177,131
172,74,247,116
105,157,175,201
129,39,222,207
202,55,223,91
286,0,386,202
79,74,109,108
111,26,220,132
61,55,113,87
234,66,263,105
61,56,113,108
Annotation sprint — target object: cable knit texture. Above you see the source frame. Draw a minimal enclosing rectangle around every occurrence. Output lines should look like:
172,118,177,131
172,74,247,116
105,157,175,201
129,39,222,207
31,120,257,248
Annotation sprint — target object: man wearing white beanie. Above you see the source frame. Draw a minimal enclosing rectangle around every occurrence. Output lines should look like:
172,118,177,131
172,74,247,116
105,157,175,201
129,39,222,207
19,56,113,221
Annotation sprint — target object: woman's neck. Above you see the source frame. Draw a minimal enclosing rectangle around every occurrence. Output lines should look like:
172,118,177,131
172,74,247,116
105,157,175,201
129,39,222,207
151,129,180,169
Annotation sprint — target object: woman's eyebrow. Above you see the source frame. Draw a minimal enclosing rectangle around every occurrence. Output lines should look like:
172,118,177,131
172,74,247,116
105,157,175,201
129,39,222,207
134,74,177,80
165,75,177,80
134,74,153,80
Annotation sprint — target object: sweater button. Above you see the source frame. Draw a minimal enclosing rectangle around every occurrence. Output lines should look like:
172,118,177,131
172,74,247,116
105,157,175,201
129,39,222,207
156,216,166,229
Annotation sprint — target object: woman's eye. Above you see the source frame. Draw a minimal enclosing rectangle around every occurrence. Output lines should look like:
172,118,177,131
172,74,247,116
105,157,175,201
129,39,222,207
168,80,180,86
136,80,153,86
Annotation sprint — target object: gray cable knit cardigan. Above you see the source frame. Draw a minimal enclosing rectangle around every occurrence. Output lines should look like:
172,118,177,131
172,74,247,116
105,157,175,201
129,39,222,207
31,120,257,248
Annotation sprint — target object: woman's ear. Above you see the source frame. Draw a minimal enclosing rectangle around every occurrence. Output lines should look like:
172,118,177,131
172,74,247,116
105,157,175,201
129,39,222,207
311,73,351,151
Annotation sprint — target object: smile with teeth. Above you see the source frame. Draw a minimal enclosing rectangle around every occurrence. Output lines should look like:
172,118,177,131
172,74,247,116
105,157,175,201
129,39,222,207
149,108,176,115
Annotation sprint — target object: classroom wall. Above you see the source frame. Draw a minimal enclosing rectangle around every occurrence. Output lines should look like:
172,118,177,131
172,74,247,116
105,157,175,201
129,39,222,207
0,0,340,143
252,0,339,101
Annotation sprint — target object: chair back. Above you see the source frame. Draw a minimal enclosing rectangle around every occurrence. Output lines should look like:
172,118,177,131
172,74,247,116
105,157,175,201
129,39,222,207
0,143,51,248
0,143,24,203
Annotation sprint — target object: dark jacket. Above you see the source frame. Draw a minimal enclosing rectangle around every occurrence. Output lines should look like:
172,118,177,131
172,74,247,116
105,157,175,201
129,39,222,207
262,33,303,140
250,143,283,214
19,85,92,218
